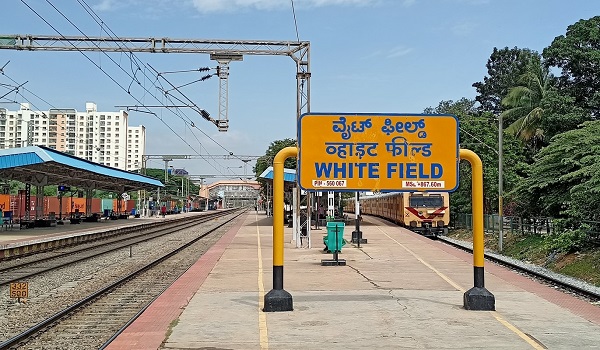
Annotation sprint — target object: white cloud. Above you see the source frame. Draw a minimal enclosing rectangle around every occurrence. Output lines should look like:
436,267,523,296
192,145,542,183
92,0,117,11
451,21,477,36
387,46,413,58
360,46,413,60
189,0,380,13
92,0,382,14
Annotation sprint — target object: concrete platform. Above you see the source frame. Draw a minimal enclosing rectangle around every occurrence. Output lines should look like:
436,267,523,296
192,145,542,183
107,213,600,350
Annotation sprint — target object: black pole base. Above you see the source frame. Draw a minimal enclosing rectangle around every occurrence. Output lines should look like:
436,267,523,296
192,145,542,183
351,231,367,244
463,287,495,311
321,258,346,266
263,289,293,312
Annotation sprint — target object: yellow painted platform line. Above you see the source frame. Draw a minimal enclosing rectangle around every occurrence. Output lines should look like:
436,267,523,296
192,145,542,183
377,227,463,291
256,214,269,349
377,226,545,349
492,312,546,350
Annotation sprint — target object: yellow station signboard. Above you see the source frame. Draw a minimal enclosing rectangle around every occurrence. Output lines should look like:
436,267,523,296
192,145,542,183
298,113,459,192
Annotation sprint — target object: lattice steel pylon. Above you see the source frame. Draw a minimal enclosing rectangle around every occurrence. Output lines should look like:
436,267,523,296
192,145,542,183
211,53,243,132
217,61,230,132
0,35,311,132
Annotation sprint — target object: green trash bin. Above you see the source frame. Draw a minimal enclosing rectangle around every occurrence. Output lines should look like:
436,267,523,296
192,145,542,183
324,221,346,253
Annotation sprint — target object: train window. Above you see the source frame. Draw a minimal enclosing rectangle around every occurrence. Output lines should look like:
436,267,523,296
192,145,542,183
409,196,444,208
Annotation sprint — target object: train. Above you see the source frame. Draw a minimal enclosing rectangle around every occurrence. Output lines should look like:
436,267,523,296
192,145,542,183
344,192,450,237
0,194,199,220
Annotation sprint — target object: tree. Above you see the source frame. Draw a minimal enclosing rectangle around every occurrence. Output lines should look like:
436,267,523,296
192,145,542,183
254,138,298,200
543,16,600,116
472,47,541,115
254,138,298,178
513,121,600,221
500,56,554,153
538,89,590,141
424,99,526,214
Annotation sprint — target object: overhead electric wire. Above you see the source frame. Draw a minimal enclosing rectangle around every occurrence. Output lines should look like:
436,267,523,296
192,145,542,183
0,69,70,117
21,0,203,158
290,0,300,42
57,0,200,132
75,0,239,174
21,0,254,177
76,0,211,129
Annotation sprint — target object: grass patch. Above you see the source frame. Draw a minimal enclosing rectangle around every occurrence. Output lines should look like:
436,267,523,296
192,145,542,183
447,229,600,287
164,318,180,340
552,251,600,287
501,234,549,263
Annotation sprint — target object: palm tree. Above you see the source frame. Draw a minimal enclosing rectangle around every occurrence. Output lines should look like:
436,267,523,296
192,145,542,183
500,57,553,153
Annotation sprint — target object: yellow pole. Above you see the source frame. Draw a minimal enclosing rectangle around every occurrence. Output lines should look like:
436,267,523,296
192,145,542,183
264,146,297,312
273,146,298,269
459,149,484,270
460,149,495,310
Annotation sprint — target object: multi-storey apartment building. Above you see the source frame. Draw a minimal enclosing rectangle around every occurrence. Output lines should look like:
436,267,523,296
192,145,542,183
127,125,146,172
77,102,129,169
0,103,40,149
0,102,145,171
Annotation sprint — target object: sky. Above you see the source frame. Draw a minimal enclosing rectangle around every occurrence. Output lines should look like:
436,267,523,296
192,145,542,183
1,0,598,183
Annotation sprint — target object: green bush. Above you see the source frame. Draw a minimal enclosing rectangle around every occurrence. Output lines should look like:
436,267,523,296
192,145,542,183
543,223,591,253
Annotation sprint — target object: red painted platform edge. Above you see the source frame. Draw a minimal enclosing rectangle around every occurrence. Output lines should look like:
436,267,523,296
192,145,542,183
105,214,247,350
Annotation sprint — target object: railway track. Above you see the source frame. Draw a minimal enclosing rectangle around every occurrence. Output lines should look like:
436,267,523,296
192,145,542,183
365,214,600,303
0,210,233,285
438,235,600,302
0,209,246,349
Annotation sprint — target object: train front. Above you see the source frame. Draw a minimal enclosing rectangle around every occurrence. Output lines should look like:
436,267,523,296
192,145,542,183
404,192,449,237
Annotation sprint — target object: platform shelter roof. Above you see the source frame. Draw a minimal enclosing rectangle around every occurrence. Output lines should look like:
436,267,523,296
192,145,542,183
257,166,296,183
0,146,163,192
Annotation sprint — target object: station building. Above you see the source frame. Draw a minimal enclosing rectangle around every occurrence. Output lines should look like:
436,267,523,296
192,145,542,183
206,179,260,209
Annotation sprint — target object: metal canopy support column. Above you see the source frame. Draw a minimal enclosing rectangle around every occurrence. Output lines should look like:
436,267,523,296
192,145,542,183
24,183,31,222
85,189,93,217
35,185,43,220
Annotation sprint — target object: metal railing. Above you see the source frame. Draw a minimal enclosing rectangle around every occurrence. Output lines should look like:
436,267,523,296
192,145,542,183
452,213,554,235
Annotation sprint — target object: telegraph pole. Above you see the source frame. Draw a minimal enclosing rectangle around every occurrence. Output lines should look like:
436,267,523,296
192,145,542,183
498,115,503,252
